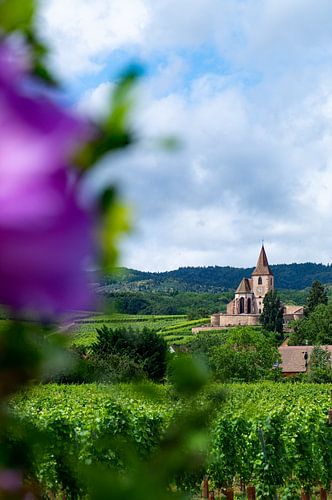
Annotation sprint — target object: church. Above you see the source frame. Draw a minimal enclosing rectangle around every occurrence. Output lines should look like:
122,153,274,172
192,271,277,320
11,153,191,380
210,246,304,328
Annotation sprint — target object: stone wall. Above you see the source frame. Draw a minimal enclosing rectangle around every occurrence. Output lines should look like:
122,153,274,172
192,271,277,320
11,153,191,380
211,313,260,327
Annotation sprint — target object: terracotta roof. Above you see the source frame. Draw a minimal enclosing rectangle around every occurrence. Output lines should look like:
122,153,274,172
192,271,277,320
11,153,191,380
236,278,252,294
279,345,332,373
283,305,304,315
252,245,273,276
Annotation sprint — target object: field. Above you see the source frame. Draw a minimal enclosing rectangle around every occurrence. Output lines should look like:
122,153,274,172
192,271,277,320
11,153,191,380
12,382,332,498
69,313,210,347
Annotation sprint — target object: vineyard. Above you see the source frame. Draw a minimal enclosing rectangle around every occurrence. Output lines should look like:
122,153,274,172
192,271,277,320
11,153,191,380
70,313,210,346
11,382,332,498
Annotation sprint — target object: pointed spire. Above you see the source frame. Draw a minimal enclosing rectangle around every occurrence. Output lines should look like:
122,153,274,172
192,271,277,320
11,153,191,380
252,245,273,276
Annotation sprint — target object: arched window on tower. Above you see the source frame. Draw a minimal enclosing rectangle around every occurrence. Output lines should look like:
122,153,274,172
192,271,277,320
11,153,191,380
258,277,262,285
247,297,251,314
239,297,245,314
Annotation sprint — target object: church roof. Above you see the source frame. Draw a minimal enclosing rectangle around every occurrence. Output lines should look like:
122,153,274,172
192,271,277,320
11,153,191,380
236,278,252,293
252,245,273,276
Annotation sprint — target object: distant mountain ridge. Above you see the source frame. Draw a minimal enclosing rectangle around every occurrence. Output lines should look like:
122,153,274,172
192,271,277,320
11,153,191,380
101,262,332,292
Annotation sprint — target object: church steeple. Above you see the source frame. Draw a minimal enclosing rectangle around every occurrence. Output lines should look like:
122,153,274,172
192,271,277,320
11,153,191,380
252,245,273,276
251,245,274,313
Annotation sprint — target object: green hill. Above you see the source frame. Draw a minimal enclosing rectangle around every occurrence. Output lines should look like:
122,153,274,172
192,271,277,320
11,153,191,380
100,262,332,292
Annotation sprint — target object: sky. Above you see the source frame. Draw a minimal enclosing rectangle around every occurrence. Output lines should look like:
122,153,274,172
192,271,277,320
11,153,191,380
38,0,332,271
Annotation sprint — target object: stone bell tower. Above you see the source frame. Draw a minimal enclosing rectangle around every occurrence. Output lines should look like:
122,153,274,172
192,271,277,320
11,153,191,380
251,245,274,314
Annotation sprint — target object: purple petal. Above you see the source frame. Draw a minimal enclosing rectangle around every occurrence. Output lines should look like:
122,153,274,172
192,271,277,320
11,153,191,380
0,39,30,84
0,42,97,316
0,170,95,316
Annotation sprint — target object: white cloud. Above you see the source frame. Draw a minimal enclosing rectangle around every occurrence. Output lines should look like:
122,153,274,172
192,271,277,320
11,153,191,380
86,63,332,270
41,0,332,269
38,0,149,78
76,82,114,118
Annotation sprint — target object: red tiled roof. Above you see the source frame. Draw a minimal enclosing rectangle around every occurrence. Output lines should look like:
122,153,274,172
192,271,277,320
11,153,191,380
283,305,304,315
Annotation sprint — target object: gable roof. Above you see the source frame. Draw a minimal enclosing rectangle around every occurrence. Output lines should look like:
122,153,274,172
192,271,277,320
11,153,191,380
283,305,304,315
236,278,252,293
252,245,274,276
279,345,332,373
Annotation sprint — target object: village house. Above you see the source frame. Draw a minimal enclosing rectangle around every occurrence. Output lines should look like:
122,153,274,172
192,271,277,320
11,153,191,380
279,345,332,376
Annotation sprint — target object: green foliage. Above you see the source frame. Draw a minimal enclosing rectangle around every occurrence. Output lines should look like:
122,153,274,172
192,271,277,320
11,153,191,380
189,330,226,361
167,355,210,396
102,290,228,316
10,382,332,497
99,288,308,321
278,288,308,306
289,303,332,345
306,346,332,383
89,325,168,382
189,327,280,382
10,356,220,499
209,328,280,382
260,290,284,334
305,280,328,316
309,346,331,370
208,382,332,495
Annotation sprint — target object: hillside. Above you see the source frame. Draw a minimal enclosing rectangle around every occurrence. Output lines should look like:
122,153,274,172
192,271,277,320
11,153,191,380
100,262,332,293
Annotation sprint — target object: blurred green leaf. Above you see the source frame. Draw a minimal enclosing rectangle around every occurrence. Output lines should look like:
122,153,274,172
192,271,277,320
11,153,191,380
32,60,58,86
105,66,142,134
168,355,210,396
156,136,182,151
100,195,131,271
75,68,142,170
26,30,59,86
0,0,35,33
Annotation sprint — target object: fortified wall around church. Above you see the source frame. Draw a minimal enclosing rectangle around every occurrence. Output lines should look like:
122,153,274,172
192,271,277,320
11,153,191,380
207,246,304,330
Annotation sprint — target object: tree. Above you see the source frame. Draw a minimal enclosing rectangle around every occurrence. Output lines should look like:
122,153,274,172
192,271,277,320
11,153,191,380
307,346,332,383
91,326,168,382
260,291,283,334
305,280,328,316
309,346,331,370
209,327,280,382
288,303,332,346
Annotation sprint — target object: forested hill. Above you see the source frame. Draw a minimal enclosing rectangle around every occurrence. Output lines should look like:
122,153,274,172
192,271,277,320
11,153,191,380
101,262,332,292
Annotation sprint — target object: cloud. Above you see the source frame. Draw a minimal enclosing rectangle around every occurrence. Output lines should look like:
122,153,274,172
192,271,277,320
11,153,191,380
85,60,332,270
76,82,114,118
40,0,332,269
233,0,332,69
38,0,148,78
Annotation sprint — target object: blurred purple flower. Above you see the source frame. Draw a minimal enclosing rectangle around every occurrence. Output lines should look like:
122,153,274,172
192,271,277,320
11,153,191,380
0,41,88,196
0,41,95,316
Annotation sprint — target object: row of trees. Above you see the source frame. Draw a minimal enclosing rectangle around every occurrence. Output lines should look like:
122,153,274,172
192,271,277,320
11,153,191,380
259,279,329,336
103,290,232,317
104,263,332,291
